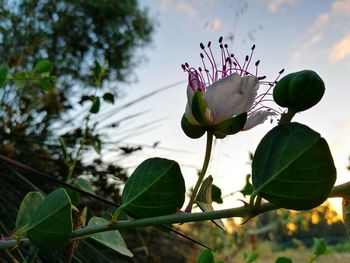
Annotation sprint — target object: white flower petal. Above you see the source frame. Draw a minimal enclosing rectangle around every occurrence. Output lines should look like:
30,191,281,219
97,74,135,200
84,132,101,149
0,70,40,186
187,83,194,108
243,111,276,130
232,75,259,115
184,103,199,125
203,73,243,123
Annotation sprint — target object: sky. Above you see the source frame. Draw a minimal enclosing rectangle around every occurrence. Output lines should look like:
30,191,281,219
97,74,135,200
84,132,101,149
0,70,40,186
99,0,350,214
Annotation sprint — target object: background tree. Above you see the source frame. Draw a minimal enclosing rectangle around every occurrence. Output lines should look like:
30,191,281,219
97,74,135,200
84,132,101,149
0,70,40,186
0,0,153,185
0,0,157,261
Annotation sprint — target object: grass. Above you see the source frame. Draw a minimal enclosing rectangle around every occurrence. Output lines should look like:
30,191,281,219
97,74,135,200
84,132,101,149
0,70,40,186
227,241,350,263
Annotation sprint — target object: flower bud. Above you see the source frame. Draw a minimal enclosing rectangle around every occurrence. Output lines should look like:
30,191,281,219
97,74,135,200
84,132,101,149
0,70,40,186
273,70,325,112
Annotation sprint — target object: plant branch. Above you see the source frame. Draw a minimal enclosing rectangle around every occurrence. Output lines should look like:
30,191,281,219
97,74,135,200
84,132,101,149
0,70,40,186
65,113,90,183
185,131,214,212
329,181,350,198
0,202,277,250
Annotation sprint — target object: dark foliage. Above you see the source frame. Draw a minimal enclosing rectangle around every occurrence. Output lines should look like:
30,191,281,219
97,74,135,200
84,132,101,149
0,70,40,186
0,0,154,261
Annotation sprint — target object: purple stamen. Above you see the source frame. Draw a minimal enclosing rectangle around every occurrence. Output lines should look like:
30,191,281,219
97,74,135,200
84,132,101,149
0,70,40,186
181,38,284,119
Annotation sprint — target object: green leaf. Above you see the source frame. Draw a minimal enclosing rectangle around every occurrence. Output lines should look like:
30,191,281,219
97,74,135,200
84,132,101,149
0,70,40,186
213,112,247,138
65,187,80,206
252,122,336,210
91,136,101,154
75,176,94,194
33,60,53,74
27,188,73,250
13,71,27,88
313,238,327,256
211,184,223,204
59,137,68,161
181,114,206,139
0,65,9,87
275,257,293,263
16,192,45,229
88,217,133,257
90,96,100,114
196,176,225,230
121,157,186,218
102,92,114,104
93,60,102,81
240,174,254,197
244,251,259,263
196,249,215,263
38,78,51,91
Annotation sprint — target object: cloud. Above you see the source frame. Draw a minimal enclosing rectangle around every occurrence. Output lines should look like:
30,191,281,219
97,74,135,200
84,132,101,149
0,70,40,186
312,13,331,29
159,0,197,17
211,19,221,30
176,2,197,17
329,34,350,62
267,0,297,13
332,0,350,15
292,0,350,63
292,33,324,60
203,19,222,30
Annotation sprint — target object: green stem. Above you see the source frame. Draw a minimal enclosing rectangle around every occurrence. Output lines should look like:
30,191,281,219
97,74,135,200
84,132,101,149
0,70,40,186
185,131,214,212
307,255,318,263
3,181,350,251
65,106,91,183
0,203,277,250
328,181,350,198
111,206,123,222
65,139,84,183
278,109,296,124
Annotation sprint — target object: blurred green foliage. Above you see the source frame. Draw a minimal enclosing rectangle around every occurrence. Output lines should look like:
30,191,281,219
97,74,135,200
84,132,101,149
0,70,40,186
0,0,154,261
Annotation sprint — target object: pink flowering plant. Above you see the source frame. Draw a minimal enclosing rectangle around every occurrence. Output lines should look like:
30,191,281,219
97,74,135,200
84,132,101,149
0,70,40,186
181,37,283,139
2,37,350,263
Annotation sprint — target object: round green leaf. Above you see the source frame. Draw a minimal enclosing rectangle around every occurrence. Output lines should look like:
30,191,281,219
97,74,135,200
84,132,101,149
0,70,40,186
27,188,73,250
75,176,94,194
102,92,115,104
121,157,186,218
275,257,293,263
313,238,327,256
196,249,215,263
16,192,45,229
245,251,259,263
252,122,336,210
33,59,53,74
14,71,27,88
88,217,133,257
65,187,80,206
38,78,51,91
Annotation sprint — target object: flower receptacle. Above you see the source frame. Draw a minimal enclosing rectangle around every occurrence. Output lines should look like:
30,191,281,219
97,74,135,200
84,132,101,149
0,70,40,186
181,114,206,139
213,113,247,138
